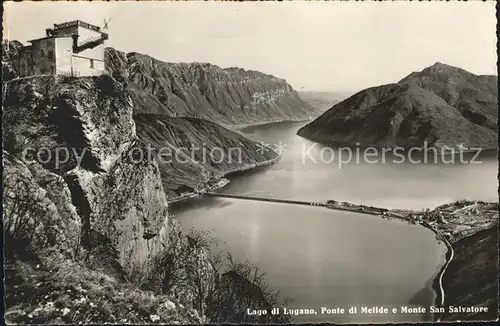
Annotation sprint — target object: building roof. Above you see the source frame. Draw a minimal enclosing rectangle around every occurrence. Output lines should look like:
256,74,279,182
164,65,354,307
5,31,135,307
27,35,72,43
27,20,106,44
54,20,101,32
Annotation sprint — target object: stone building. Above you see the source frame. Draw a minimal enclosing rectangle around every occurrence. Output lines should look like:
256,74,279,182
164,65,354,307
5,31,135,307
18,20,108,77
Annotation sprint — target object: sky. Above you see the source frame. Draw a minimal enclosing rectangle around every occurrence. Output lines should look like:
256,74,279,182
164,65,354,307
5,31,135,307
3,1,497,92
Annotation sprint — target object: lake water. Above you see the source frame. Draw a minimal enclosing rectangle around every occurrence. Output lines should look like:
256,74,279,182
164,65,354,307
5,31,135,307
174,122,497,323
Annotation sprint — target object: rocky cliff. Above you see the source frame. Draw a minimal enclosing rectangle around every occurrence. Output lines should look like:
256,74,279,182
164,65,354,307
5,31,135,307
2,74,212,323
297,63,498,149
3,151,81,261
442,225,498,321
3,75,170,271
105,47,315,125
3,47,289,323
4,41,311,198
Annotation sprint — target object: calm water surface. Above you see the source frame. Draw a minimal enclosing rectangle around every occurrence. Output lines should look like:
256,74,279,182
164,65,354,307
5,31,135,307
174,122,497,323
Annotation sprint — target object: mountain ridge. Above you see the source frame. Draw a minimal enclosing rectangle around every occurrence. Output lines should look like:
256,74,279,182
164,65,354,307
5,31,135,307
104,47,315,126
2,39,312,200
297,63,498,150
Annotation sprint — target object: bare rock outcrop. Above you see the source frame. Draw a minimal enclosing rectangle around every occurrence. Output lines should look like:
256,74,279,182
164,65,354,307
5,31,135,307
2,40,23,81
3,75,169,272
3,151,81,260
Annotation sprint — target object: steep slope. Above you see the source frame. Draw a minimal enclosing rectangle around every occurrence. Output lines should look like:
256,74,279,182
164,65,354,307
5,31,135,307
3,75,170,271
4,41,286,201
134,114,278,200
441,225,498,321
297,63,498,149
2,73,288,324
2,73,214,323
105,48,315,125
3,151,81,260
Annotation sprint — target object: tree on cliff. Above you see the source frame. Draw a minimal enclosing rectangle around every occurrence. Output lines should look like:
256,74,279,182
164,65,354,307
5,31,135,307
144,228,291,323
144,228,217,317
3,160,63,260
206,252,292,324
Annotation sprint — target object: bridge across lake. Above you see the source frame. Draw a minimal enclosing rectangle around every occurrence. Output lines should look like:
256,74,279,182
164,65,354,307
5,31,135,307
203,192,394,217
204,192,327,207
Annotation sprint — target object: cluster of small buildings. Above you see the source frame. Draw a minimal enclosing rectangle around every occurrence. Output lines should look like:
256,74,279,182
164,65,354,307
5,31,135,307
17,20,108,78
406,213,424,223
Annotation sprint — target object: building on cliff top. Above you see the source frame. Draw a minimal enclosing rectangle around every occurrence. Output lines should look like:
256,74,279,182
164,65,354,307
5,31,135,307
18,20,108,77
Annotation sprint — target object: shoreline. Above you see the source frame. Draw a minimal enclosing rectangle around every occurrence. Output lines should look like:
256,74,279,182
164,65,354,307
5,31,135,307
324,202,495,323
171,177,493,322
294,133,498,155
167,117,303,204
420,222,454,321
321,202,462,322
160,115,493,321
167,154,281,205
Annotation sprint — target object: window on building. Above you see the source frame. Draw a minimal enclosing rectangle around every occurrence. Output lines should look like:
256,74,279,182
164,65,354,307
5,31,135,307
89,59,94,69
48,50,54,60
40,49,45,58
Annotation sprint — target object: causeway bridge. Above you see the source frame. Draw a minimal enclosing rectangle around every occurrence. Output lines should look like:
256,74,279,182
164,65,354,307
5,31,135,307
202,192,393,217
203,192,327,207
203,190,451,319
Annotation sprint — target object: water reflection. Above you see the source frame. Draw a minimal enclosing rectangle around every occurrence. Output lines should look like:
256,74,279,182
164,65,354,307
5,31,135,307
174,121,496,323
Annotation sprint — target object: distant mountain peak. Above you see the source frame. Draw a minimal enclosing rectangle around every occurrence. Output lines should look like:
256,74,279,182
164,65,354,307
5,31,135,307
430,61,450,68
102,47,315,125
399,62,474,84
298,62,498,150
422,62,465,74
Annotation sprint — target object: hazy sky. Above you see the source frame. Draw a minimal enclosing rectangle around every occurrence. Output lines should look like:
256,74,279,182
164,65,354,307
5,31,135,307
4,1,497,92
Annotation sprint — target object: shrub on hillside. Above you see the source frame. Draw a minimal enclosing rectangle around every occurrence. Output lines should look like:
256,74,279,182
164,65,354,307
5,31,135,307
3,152,81,261
3,172,59,260
4,251,203,324
143,228,291,323
206,252,292,324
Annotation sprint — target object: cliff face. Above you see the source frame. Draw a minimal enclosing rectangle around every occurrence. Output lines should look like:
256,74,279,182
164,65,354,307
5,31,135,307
105,48,315,125
4,147,204,324
3,56,285,323
3,41,292,203
104,47,288,201
3,75,169,272
134,114,278,199
3,151,81,260
442,225,499,321
297,63,498,149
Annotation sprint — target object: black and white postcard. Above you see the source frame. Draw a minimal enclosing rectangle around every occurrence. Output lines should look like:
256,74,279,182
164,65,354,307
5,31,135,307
2,1,498,324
